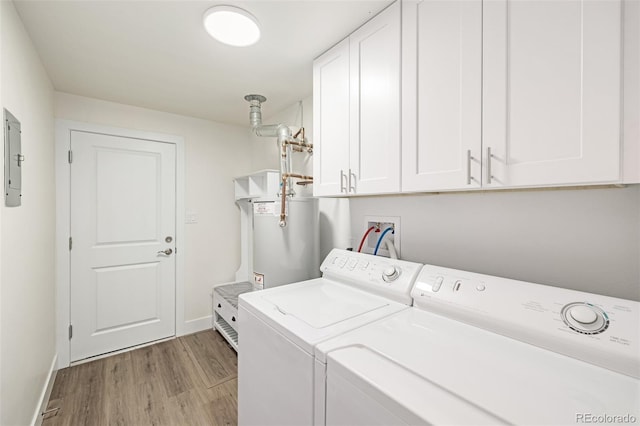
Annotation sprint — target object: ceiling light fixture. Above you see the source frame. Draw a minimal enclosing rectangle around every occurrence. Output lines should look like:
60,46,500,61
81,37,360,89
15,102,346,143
203,5,261,47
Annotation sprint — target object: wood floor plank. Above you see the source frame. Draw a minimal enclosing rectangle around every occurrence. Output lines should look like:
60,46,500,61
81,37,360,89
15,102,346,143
152,338,199,397
129,344,157,385
203,394,238,426
102,351,136,426
134,381,173,426
66,359,106,426
181,330,237,388
199,379,239,426
42,330,238,426
202,378,238,401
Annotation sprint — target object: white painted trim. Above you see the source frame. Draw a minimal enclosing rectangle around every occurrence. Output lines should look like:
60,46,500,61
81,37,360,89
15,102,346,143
175,135,186,337
181,315,214,336
31,355,57,426
55,119,185,368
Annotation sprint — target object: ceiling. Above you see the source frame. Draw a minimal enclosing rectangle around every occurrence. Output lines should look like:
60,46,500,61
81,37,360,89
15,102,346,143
13,0,392,126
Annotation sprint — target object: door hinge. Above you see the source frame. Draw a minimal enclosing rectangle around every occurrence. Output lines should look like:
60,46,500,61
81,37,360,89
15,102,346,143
69,237,72,250
68,150,73,163
68,324,73,340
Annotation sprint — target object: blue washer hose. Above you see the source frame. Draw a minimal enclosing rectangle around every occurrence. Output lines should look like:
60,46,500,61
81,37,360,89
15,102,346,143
373,227,394,255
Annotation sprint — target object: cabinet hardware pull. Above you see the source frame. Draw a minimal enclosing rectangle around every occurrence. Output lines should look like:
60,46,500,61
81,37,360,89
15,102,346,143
487,147,493,184
349,169,356,193
340,170,347,193
466,150,474,185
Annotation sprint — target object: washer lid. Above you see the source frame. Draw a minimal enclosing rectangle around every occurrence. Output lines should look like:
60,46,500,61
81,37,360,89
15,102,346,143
239,278,408,354
262,282,387,328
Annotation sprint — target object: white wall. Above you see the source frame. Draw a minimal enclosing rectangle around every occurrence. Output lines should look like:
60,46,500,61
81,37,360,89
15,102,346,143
248,96,351,259
55,93,252,327
350,186,640,301
1,1,56,424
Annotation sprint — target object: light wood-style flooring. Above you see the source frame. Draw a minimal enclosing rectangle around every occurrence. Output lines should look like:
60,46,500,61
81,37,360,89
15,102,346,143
42,330,238,426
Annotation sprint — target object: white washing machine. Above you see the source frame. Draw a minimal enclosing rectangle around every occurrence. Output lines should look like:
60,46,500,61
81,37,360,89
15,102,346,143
237,249,423,426
315,264,640,425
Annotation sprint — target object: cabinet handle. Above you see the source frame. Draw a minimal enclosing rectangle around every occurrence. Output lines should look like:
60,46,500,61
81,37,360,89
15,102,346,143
232,316,236,322
487,147,493,184
466,150,475,185
348,169,356,193
217,303,221,308
340,170,347,193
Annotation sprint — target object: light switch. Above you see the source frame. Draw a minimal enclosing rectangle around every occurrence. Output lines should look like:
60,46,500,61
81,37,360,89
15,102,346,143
185,211,199,224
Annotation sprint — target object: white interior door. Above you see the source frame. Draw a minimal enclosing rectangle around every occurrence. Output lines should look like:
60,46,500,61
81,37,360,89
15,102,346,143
70,130,176,362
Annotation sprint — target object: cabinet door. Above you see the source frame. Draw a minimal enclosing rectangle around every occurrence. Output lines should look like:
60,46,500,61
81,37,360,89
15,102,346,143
402,0,482,192
483,0,622,188
349,1,401,195
313,39,351,197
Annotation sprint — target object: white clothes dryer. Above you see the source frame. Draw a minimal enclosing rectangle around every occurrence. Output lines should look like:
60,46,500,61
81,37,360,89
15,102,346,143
315,264,640,425
237,249,423,426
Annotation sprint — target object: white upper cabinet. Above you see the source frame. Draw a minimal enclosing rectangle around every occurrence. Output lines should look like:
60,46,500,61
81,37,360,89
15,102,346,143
349,1,401,195
318,0,626,195
313,1,401,196
483,0,622,188
402,0,623,192
402,0,482,191
313,38,351,196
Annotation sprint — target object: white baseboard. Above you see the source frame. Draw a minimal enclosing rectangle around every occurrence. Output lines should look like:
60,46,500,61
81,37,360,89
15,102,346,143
180,315,213,336
31,355,57,426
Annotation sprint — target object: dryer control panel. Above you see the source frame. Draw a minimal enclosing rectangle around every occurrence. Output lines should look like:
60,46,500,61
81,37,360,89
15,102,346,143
412,265,640,379
320,249,422,306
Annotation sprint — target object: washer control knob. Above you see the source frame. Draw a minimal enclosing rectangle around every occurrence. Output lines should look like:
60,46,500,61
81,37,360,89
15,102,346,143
382,266,400,282
569,305,598,324
561,303,609,335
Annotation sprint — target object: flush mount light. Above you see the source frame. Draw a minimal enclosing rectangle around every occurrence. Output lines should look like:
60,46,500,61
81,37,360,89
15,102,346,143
203,5,261,47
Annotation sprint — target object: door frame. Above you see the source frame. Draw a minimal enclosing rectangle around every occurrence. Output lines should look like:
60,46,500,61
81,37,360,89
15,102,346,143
55,120,185,368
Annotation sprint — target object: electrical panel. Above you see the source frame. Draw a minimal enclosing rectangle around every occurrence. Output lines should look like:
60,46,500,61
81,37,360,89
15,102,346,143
4,109,22,207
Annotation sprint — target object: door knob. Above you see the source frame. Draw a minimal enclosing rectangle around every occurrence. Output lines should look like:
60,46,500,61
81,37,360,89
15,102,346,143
157,248,173,255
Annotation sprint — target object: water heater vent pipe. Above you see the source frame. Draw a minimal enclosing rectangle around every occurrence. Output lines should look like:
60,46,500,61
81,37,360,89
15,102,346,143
244,94,313,227
245,94,291,140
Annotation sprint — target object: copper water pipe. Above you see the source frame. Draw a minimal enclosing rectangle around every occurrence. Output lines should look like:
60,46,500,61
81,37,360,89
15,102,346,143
280,176,288,226
293,127,306,141
279,173,314,227
283,173,314,181
284,140,313,149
